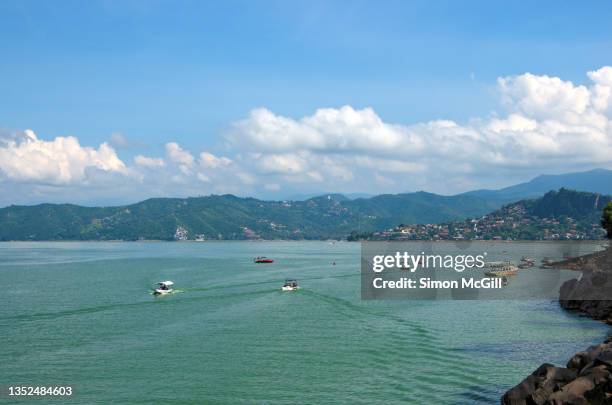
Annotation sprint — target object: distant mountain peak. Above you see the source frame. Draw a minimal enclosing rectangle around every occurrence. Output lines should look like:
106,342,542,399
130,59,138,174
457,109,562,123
462,168,612,203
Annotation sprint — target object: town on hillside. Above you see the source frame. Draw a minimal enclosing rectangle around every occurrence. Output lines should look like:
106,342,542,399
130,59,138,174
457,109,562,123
350,203,607,241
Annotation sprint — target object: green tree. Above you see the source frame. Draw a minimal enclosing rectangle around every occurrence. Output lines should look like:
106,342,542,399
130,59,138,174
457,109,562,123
602,202,612,239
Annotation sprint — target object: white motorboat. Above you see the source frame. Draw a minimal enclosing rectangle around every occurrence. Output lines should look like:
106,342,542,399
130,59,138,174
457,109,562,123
153,280,174,295
281,279,299,291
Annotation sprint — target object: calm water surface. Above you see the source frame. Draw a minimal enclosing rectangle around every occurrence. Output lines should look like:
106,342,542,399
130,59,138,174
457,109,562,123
1,241,610,404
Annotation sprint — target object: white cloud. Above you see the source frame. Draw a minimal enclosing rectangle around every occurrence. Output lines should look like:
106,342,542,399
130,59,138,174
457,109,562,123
498,73,590,120
134,155,165,168
2,66,612,205
199,151,232,168
353,156,425,173
588,66,612,115
230,105,422,155
254,152,311,175
227,67,612,194
165,142,194,166
0,130,125,185
165,142,194,175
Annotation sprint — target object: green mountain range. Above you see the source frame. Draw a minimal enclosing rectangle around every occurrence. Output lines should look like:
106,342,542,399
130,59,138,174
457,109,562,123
1,168,611,241
0,192,500,241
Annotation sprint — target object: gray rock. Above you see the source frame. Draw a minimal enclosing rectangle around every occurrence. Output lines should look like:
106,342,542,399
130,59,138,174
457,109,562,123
502,365,577,405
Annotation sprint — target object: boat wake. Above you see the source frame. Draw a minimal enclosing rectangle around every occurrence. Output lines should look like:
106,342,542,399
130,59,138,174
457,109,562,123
149,289,185,296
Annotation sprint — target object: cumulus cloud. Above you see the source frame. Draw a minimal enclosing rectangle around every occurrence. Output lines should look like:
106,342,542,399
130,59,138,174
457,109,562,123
165,142,194,174
498,73,590,119
134,155,165,168
199,151,232,168
227,66,612,193
2,66,612,205
230,105,422,155
254,152,311,175
0,130,125,185
588,66,612,115
165,142,194,165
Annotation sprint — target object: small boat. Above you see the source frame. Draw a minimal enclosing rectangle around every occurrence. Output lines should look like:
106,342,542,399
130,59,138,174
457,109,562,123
541,258,555,266
281,279,299,291
153,280,174,295
484,262,518,277
254,256,274,263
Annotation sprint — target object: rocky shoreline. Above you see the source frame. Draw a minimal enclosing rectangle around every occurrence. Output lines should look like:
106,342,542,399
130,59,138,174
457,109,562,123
502,247,612,404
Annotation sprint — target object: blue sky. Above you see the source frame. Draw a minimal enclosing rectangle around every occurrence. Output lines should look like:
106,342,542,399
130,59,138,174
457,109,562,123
1,1,612,204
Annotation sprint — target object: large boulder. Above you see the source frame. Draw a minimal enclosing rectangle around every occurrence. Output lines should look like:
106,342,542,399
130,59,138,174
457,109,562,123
502,364,577,405
502,341,612,404
566,344,606,371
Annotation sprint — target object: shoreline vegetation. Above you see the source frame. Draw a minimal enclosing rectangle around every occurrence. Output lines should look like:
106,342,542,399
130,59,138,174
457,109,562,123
502,246,612,404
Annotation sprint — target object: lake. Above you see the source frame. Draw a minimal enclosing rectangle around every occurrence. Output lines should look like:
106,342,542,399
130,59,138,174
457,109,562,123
1,241,610,404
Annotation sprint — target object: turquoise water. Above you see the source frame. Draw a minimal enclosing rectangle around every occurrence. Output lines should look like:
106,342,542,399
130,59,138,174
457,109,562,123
1,241,610,404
